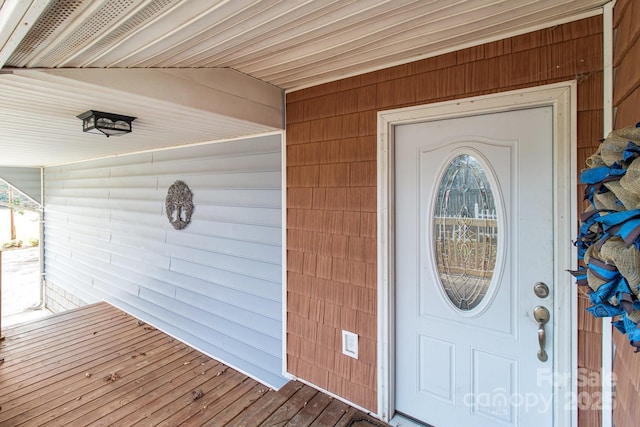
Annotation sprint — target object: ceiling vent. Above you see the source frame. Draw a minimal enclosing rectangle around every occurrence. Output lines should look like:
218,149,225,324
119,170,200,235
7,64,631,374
5,0,84,66
5,0,176,68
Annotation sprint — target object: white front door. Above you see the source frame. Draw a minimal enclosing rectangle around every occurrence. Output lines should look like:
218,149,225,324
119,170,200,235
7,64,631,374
395,107,554,427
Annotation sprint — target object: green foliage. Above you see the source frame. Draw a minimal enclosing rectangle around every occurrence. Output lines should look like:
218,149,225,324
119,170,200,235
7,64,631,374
3,239,23,249
28,238,39,247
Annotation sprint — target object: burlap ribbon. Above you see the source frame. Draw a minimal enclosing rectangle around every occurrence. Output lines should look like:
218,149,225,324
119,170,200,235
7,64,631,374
573,123,640,351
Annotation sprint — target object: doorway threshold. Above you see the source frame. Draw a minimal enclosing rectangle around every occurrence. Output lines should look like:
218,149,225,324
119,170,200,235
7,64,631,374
389,413,433,427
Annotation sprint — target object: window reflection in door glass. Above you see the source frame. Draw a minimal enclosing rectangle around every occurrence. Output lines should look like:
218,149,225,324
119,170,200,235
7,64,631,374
433,154,498,311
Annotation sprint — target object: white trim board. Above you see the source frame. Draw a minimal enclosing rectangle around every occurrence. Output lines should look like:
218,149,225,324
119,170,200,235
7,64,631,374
601,4,614,426
376,81,578,426
281,127,289,382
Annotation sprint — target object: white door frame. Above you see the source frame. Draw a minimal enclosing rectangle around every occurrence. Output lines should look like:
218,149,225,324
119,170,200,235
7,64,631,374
377,81,578,427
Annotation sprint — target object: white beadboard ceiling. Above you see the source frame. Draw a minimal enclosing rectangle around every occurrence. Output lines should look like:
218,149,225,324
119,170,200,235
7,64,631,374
0,0,608,167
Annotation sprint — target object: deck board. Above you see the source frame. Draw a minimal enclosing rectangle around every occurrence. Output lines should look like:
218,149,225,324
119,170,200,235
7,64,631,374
229,380,303,426
200,382,268,425
40,349,202,426
309,399,351,426
0,302,387,426
287,391,334,426
1,329,168,404
259,384,319,426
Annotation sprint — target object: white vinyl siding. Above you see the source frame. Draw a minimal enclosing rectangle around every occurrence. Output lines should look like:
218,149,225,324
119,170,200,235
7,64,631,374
43,134,285,387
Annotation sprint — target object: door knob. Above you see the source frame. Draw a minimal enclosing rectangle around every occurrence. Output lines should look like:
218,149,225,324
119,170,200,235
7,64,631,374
533,306,550,362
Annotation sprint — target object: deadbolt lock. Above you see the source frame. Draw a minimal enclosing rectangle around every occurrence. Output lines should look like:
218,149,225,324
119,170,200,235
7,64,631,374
534,282,550,298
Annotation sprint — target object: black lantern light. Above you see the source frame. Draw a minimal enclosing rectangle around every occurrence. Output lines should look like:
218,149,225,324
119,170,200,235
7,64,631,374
77,110,136,137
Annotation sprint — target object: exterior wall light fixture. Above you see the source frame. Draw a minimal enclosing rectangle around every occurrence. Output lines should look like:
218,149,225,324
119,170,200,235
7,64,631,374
77,110,136,137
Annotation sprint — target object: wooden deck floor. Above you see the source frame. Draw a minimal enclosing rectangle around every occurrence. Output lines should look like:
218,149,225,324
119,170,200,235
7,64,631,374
0,302,386,427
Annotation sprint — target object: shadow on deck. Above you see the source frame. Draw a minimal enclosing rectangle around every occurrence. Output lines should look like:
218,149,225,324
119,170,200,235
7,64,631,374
0,302,387,426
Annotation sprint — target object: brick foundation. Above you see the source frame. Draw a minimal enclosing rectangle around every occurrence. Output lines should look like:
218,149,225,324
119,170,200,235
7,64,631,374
44,280,85,313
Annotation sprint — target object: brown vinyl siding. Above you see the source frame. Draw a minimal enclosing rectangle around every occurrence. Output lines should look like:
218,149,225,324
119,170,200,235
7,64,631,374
613,0,640,128
286,16,603,416
613,0,640,425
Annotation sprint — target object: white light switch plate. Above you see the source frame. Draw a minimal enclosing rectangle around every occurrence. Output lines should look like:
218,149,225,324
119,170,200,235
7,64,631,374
342,330,359,359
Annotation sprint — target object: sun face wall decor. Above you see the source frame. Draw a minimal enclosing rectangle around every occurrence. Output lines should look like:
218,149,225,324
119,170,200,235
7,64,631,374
165,180,194,230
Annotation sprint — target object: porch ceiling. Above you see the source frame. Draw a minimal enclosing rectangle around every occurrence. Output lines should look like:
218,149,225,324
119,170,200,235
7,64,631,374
0,0,608,167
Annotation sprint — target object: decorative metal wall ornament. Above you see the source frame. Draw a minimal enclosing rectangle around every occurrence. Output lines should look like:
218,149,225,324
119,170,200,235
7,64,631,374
165,180,194,230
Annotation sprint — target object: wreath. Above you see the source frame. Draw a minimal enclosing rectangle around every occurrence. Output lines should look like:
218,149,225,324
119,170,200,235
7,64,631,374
571,123,640,351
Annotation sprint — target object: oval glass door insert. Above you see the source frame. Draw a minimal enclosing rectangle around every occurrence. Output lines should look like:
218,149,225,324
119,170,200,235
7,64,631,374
433,154,498,311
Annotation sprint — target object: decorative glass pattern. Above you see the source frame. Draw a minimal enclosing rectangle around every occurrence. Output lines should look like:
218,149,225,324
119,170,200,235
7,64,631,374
433,154,498,311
